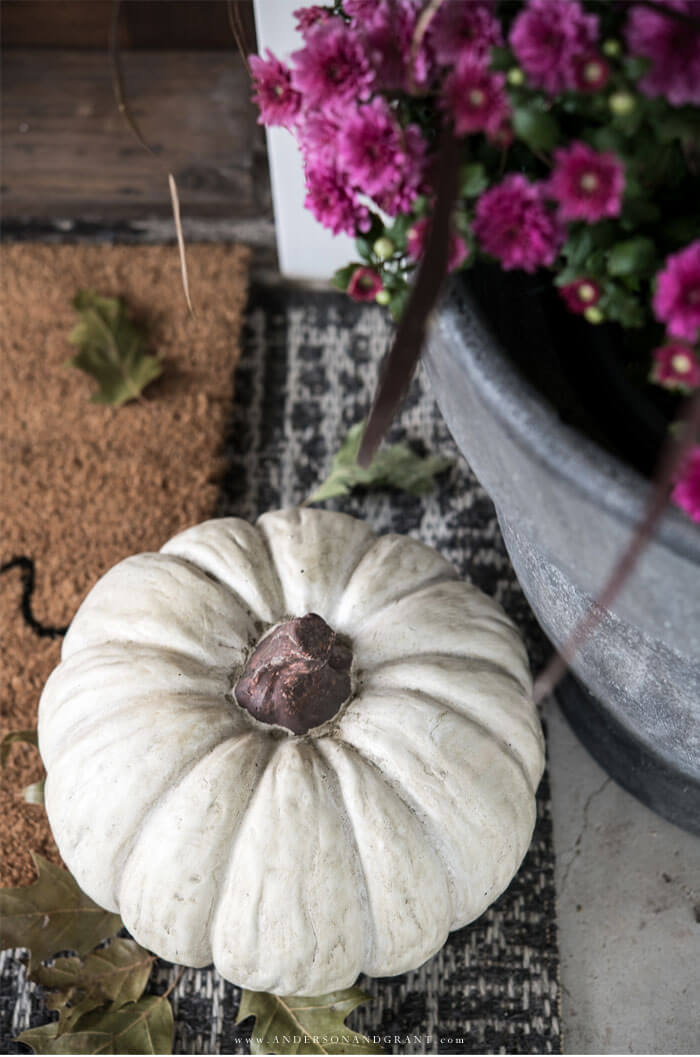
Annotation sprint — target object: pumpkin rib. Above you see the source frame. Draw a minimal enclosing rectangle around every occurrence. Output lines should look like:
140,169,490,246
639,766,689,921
331,531,458,634
337,696,534,925
38,642,232,763
209,739,367,995
256,508,376,621
308,740,375,968
118,732,273,966
154,551,271,638
45,711,242,911
329,736,460,922
363,684,539,797
363,652,532,697
315,737,453,977
161,517,286,625
62,553,255,669
115,730,255,910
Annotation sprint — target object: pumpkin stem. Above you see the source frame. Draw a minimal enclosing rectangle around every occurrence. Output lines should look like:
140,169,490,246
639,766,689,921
234,613,353,735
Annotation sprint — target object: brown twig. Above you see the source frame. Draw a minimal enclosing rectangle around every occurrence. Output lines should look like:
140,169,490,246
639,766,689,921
227,0,252,74
533,390,700,704
108,0,194,315
358,124,461,467
408,0,445,94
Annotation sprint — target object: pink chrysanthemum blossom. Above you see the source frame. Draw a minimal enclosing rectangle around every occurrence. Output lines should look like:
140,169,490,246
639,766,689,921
348,267,384,301
372,124,428,216
297,111,341,162
291,19,375,111
559,278,601,313
473,174,564,273
442,55,509,139
510,0,599,94
430,1,502,66
625,0,700,106
651,343,700,391
343,0,378,18
363,1,435,93
574,53,610,92
304,162,370,236
672,446,700,522
337,99,406,197
548,142,625,222
653,242,700,342
293,5,332,35
249,50,301,128
406,217,470,272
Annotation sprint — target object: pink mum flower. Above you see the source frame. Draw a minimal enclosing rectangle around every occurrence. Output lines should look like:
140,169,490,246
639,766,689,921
407,217,469,272
672,446,700,522
625,0,700,106
249,50,301,128
510,0,599,94
293,6,332,36
304,162,370,236
559,278,601,313
343,0,378,18
653,242,700,342
442,56,510,139
348,267,383,302
430,1,502,66
651,343,700,391
291,19,375,112
363,1,435,93
548,142,625,222
473,174,564,273
337,99,406,197
372,124,428,216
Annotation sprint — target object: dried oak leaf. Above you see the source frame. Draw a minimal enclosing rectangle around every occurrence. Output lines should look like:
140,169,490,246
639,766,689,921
237,987,383,1055
68,290,162,406
0,854,122,972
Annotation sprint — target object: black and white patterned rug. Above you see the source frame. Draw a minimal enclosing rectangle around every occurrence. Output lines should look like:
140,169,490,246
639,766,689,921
1,283,560,1055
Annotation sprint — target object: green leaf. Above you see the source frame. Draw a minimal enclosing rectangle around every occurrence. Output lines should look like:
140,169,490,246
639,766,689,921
0,854,122,971
307,422,451,504
32,938,155,1033
331,264,359,292
237,987,383,1056
68,291,161,407
459,162,488,198
17,994,174,1054
386,214,411,251
1,728,38,768
607,237,657,277
512,105,559,151
23,779,45,805
355,237,372,262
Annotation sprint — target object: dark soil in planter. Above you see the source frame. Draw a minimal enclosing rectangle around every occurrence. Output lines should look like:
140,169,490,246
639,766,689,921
464,263,681,478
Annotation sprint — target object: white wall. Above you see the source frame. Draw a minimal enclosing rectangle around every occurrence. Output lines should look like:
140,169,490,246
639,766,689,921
252,0,356,280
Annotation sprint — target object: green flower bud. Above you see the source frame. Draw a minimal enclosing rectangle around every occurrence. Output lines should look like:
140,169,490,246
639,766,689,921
507,67,525,86
375,289,391,306
609,91,636,116
373,236,395,260
584,306,605,325
602,39,621,58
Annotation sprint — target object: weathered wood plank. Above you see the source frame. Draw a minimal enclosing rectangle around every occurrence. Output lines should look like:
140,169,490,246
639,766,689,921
1,50,271,222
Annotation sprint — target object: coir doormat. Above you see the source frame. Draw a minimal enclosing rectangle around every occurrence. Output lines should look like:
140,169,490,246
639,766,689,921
0,242,250,888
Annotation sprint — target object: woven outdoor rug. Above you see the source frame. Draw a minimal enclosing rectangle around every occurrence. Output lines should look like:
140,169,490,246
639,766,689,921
1,281,560,1055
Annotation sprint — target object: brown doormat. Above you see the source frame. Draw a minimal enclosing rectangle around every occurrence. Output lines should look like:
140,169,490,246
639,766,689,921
0,242,250,887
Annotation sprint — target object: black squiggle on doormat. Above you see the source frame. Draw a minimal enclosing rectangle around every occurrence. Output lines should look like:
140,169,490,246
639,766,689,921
0,557,69,639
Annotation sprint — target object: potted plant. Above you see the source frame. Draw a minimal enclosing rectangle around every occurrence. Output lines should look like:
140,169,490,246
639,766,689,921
249,0,700,832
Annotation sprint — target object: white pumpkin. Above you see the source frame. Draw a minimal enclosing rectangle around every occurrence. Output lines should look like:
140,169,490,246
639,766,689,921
38,508,544,996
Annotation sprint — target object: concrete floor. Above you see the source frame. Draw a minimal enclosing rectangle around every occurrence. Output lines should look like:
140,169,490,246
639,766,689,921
544,698,700,1055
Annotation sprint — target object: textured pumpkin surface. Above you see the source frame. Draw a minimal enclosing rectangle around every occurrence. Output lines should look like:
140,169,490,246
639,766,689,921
38,508,544,996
